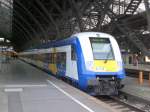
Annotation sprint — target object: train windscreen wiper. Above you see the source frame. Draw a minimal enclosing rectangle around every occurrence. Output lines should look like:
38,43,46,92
104,50,111,63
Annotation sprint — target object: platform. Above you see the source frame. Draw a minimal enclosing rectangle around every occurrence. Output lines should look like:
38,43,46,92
121,76,150,102
0,58,116,112
125,64,150,71
120,64,150,102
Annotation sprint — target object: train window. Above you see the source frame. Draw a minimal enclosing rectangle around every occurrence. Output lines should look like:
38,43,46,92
56,52,66,63
49,53,51,63
71,45,76,60
54,53,57,63
40,54,44,61
56,53,61,63
90,38,114,60
43,53,49,63
51,53,54,63
49,53,53,63
39,54,41,61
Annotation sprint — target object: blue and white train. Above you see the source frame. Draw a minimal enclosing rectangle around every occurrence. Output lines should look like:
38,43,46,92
20,32,125,95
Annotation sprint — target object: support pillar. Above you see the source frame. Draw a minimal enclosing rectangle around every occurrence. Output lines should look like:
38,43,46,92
144,0,150,32
139,71,143,85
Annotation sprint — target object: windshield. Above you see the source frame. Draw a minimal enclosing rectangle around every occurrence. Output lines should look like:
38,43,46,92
90,38,114,60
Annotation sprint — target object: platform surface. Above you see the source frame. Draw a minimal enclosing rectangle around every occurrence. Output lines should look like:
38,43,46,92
125,64,150,71
0,58,116,112
121,76,150,102
122,64,150,101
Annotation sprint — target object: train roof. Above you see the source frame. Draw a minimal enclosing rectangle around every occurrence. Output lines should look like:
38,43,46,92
24,32,113,52
72,32,112,38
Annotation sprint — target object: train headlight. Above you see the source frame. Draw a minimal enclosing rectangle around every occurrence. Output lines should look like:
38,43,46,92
96,77,100,80
112,76,115,80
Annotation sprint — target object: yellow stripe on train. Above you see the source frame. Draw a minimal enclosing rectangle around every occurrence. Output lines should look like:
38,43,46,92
48,64,57,74
93,60,119,72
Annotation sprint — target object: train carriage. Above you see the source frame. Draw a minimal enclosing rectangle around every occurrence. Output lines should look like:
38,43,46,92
20,32,125,95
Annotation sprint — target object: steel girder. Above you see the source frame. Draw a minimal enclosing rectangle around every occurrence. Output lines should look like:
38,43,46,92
100,0,149,55
13,0,47,39
0,0,12,40
144,0,150,32
35,0,60,38
12,0,150,54
3,0,39,48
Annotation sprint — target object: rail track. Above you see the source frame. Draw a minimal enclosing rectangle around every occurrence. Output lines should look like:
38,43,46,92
24,61,150,112
97,92,150,112
59,73,150,112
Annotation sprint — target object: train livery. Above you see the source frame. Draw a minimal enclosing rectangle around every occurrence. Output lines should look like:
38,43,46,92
20,32,125,95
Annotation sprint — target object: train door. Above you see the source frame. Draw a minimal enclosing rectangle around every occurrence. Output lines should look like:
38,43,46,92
56,52,66,76
60,45,78,80
70,45,78,80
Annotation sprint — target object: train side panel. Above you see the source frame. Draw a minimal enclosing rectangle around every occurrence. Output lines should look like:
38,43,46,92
55,45,78,80
47,45,79,81
20,45,79,81
19,32,125,95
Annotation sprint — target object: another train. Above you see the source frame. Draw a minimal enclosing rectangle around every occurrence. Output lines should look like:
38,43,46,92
20,32,125,95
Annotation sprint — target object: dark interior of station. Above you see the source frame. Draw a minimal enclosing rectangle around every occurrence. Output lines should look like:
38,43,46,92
0,0,150,54
1,1,150,111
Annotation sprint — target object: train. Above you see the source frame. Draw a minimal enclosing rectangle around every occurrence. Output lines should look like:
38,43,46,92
20,32,125,95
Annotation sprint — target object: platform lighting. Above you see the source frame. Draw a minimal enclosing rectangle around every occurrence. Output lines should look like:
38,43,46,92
142,31,150,34
127,49,130,53
112,77,115,80
96,77,100,81
0,38,4,41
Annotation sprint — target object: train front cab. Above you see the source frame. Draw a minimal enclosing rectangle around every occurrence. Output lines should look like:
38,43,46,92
75,33,125,95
